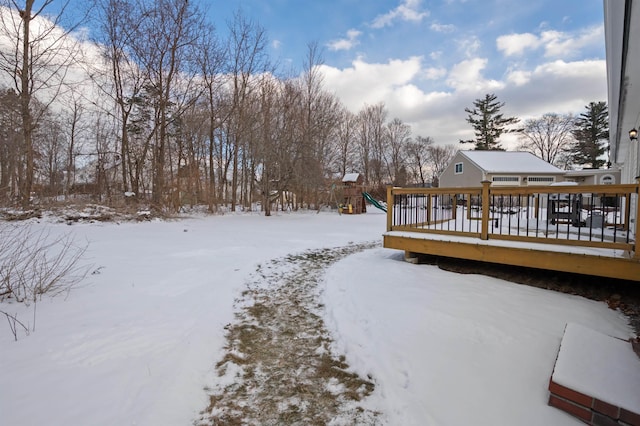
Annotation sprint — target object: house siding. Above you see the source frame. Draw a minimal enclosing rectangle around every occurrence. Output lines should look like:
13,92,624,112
564,170,621,186
604,0,640,188
440,151,565,188
439,153,484,187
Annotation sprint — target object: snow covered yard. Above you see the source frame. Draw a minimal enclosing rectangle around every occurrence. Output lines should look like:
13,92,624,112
0,209,634,425
322,249,634,425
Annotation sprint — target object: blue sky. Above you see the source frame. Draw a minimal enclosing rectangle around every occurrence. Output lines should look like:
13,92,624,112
204,0,609,147
53,0,607,149
208,0,604,76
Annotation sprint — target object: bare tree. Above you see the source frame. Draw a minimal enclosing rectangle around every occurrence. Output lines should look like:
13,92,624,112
173,103,209,209
62,93,87,199
518,113,575,166
274,80,304,210
404,135,433,186
34,111,65,196
253,76,279,216
288,43,343,208
334,107,358,178
0,88,22,203
357,102,387,187
427,144,457,187
0,0,83,207
385,118,411,185
91,0,147,197
131,0,206,208
196,27,226,211
226,11,270,212
91,113,119,201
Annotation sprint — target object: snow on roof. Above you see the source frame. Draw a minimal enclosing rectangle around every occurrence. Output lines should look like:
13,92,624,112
549,181,578,186
342,173,361,182
461,151,563,174
565,169,619,176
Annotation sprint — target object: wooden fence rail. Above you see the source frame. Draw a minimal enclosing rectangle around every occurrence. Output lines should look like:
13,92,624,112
386,181,640,259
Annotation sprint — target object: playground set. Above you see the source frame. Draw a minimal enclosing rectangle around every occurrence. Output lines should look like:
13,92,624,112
338,173,386,214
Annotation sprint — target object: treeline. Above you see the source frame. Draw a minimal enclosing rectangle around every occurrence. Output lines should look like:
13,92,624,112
0,0,455,214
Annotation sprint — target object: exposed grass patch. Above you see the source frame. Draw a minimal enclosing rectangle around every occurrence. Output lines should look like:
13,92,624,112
197,243,382,425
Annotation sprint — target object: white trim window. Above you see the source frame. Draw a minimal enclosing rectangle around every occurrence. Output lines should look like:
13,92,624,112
527,176,555,184
454,162,463,174
492,176,520,185
600,174,615,185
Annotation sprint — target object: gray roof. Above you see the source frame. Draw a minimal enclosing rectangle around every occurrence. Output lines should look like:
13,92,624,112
461,151,563,174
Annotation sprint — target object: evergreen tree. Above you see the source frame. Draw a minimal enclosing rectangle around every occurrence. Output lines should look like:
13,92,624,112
460,93,520,150
571,101,609,168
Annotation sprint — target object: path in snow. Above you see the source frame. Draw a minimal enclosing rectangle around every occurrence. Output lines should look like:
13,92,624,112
197,242,382,425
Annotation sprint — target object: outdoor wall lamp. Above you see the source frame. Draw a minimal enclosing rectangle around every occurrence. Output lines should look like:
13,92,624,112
630,128,638,141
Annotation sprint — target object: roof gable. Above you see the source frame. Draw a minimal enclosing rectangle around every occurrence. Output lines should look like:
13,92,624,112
460,151,563,174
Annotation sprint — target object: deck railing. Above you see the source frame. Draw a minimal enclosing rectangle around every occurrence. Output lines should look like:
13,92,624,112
386,181,640,259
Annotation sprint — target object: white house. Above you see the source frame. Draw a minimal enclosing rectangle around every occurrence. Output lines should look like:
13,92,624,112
604,0,640,185
438,151,565,188
604,0,639,238
563,168,621,185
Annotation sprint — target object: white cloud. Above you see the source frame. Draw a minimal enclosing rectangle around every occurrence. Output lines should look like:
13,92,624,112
496,33,540,56
423,67,447,80
272,39,282,49
505,69,531,86
326,29,361,51
532,59,605,82
430,51,442,60
371,0,430,29
319,56,423,110
457,36,482,58
541,25,604,58
496,25,605,59
430,21,455,33
502,59,606,126
446,58,504,93
319,53,605,149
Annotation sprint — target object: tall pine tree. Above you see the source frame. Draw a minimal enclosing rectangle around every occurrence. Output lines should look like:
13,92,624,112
571,101,609,168
460,93,520,150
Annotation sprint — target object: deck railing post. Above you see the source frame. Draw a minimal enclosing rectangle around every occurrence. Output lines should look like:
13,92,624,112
624,193,631,232
452,194,457,221
481,181,491,240
634,180,640,260
386,185,393,232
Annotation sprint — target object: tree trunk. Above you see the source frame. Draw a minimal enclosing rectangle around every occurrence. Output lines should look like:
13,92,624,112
19,2,34,208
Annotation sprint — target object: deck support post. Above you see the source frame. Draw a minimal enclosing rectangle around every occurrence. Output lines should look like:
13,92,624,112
404,250,420,264
481,181,491,240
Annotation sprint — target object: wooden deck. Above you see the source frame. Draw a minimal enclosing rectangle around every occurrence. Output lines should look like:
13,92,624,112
383,182,640,282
